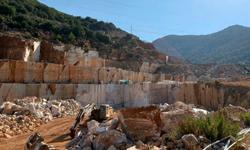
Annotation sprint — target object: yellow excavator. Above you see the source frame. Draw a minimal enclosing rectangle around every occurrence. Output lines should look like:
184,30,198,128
70,103,114,138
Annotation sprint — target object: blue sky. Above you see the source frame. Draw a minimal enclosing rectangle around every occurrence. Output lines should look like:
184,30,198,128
38,0,250,42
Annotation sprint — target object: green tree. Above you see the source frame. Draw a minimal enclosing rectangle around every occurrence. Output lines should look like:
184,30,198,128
57,34,62,41
0,4,16,16
95,31,110,44
68,32,75,42
72,26,86,37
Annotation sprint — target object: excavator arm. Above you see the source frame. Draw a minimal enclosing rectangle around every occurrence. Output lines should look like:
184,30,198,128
70,103,96,138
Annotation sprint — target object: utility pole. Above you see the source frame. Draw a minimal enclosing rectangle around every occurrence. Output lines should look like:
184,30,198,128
131,26,132,34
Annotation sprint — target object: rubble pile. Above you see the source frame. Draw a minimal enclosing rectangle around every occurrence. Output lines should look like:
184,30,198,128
66,102,221,150
65,101,250,150
66,118,126,150
0,97,82,139
0,114,44,139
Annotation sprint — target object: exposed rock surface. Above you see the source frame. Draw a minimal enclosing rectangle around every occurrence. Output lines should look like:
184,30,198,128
117,105,161,143
0,82,250,111
93,130,127,150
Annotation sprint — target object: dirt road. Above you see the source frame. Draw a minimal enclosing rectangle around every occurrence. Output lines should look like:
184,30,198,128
0,115,84,150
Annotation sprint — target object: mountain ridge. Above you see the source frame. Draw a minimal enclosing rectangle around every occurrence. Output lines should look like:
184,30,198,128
153,25,250,65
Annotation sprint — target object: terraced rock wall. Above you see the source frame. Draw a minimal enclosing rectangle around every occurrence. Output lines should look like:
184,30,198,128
0,83,249,110
0,61,195,84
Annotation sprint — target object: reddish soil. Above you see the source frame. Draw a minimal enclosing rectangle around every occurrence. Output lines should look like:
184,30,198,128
0,115,87,150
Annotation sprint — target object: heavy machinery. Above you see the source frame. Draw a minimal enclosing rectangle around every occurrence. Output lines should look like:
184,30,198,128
24,132,50,150
70,103,114,138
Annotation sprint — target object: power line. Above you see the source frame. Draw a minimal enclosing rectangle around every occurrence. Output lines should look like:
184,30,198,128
92,0,205,21
107,20,191,34
93,0,144,9
41,0,131,18
92,0,241,26
40,0,193,34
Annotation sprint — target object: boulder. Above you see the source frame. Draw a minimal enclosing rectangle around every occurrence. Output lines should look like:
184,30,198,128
1,102,14,115
117,105,161,143
93,130,127,150
107,119,120,130
161,109,193,133
181,134,199,148
44,112,53,121
11,104,23,112
51,105,61,117
33,111,44,119
46,102,52,109
79,133,93,148
161,101,190,112
135,140,144,147
91,126,106,135
65,138,78,149
107,145,116,150
225,104,247,114
198,136,211,143
192,108,208,118
87,120,106,135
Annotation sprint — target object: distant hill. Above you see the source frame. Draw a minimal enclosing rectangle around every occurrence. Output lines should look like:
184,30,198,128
153,25,250,65
0,0,165,62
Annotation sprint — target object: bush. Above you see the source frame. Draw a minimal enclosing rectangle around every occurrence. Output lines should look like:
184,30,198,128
175,111,239,141
95,31,110,44
0,4,16,16
241,112,250,126
34,31,40,38
68,32,75,42
214,80,220,87
57,34,62,41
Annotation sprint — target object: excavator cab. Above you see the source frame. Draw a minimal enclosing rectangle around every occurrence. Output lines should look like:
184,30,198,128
99,104,111,119
70,103,114,139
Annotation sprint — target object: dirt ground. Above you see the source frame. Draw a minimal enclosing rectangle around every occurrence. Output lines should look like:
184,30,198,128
0,115,86,150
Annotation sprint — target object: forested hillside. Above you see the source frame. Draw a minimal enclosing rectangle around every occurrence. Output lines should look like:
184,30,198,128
153,25,250,65
0,0,165,62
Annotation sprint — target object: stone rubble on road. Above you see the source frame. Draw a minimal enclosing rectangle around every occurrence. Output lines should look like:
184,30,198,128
0,96,82,139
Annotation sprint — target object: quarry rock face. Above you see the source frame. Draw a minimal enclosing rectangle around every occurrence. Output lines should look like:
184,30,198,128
0,82,249,111
0,60,192,84
117,105,161,143
0,35,40,62
93,130,127,150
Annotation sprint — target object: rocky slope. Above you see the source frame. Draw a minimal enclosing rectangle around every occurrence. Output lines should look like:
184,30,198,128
0,0,166,63
153,25,250,65
156,62,250,82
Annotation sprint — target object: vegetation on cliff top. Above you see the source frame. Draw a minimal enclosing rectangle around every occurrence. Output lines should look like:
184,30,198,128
0,0,164,62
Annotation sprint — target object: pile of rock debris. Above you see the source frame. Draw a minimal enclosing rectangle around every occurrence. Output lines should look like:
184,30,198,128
0,97,82,139
66,102,244,150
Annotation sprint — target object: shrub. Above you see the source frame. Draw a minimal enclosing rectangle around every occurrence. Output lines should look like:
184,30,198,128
176,116,200,137
68,32,75,42
0,4,16,16
214,80,220,87
34,31,40,38
175,111,239,141
57,34,62,41
241,112,250,126
95,31,110,44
